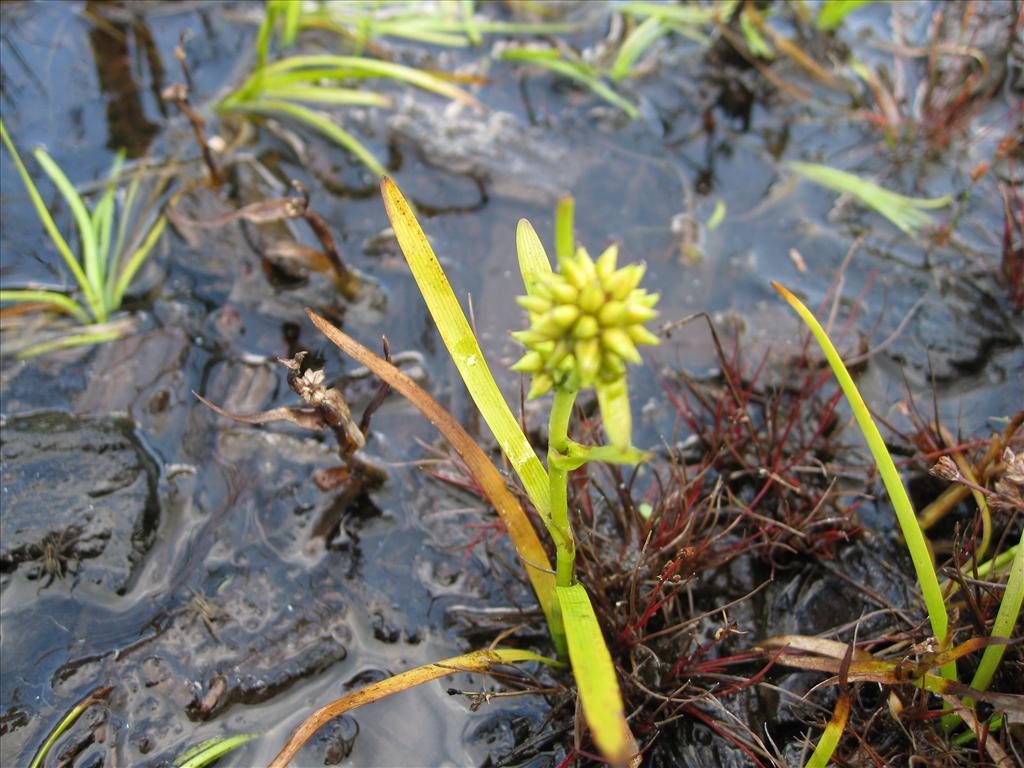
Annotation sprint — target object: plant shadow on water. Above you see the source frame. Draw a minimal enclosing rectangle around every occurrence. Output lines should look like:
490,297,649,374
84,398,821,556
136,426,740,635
1,2,1022,767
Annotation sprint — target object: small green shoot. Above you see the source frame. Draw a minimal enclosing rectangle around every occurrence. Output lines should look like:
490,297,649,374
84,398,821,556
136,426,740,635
816,0,879,32
29,685,112,768
1,119,167,354
969,527,1023,696
787,161,952,237
174,732,260,768
289,0,580,50
497,47,641,118
220,7,478,176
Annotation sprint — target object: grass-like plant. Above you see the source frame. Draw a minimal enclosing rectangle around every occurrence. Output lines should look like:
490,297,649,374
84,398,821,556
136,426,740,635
772,281,1024,762
497,1,726,118
269,179,657,766
772,281,953,671
283,0,580,50
27,685,112,768
172,733,260,768
217,0,479,178
787,161,953,237
0,119,167,353
381,177,655,761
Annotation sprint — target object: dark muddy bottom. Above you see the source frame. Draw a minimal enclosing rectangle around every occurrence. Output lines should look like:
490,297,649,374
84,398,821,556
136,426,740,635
1,1,1021,766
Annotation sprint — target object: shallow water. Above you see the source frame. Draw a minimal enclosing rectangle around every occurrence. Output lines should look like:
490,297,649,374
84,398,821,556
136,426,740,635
1,1,1021,766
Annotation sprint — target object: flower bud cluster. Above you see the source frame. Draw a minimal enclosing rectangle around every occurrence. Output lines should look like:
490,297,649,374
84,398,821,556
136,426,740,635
512,245,659,398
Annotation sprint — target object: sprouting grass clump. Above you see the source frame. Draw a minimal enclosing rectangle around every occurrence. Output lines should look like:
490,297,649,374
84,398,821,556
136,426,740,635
0,119,166,356
216,0,479,178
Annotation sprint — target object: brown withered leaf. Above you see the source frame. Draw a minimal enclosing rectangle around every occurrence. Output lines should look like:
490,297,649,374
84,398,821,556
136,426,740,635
168,196,305,231
192,391,328,432
263,240,334,274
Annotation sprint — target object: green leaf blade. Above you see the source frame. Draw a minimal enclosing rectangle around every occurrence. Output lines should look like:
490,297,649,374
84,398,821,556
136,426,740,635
229,99,387,177
381,177,551,517
32,148,102,315
772,281,954,680
515,218,554,305
0,120,97,318
0,289,90,324
970,528,1024,694
557,583,637,767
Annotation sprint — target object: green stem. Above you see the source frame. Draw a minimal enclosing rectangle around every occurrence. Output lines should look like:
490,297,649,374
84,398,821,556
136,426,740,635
548,387,578,588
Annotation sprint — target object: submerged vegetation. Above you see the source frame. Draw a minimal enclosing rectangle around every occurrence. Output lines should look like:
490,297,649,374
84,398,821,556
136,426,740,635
0,120,167,356
1,1,1021,766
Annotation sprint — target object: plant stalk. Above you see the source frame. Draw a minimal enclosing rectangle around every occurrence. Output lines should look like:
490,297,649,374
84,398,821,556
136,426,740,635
549,387,578,588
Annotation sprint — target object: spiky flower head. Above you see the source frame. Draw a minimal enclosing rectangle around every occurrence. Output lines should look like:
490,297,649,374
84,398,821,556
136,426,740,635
511,244,659,399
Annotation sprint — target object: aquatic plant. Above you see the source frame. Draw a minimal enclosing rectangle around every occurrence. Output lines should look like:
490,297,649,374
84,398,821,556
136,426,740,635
27,685,112,768
772,282,1024,764
787,161,952,238
269,179,657,766
511,200,659,586
497,2,730,118
0,119,167,355
172,733,260,768
217,0,478,177
815,0,879,32
276,0,580,50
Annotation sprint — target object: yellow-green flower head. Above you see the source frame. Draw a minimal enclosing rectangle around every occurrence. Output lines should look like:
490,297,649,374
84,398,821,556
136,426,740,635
512,245,659,398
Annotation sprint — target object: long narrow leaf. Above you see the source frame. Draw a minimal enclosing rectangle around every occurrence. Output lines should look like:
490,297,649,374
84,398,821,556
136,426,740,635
772,281,955,680
112,215,166,308
788,161,952,236
610,15,670,81
91,150,125,283
174,733,260,768
307,310,558,629
557,584,638,768
554,194,574,263
107,173,141,308
28,686,112,768
32,148,102,313
228,99,387,177
306,7,580,38
256,55,478,105
268,647,557,768
258,85,392,107
13,326,127,359
380,177,552,517
0,120,97,318
970,528,1024,694
498,49,639,118
0,289,91,323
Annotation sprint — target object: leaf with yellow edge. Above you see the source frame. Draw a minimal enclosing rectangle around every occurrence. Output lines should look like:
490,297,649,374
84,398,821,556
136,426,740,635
380,177,551,519
772,281,954,681
307,310,558,631
268,648,559,768
557,584,639,768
